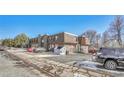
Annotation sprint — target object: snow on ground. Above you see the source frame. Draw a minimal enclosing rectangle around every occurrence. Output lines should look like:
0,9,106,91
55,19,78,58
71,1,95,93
73,61,100,70
33,55,60,58
72,60,124,76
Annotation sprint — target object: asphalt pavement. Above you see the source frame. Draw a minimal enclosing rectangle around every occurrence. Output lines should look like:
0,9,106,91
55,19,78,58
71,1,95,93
0,51,46,77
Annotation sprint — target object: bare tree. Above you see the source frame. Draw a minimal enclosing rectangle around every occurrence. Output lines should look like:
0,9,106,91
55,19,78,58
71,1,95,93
95,33,101,48
102,31,111,47
108,16,124,47
82,30,97,46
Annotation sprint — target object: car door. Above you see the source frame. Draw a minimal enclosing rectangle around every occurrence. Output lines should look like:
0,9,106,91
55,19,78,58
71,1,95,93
118,49,124,61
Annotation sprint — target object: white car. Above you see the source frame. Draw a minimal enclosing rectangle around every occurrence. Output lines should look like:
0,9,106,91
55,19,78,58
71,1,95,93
33,47,46,53
54,46,66,55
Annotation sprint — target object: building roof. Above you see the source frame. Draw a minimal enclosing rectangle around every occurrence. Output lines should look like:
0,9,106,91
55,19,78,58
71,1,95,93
64,32,78,37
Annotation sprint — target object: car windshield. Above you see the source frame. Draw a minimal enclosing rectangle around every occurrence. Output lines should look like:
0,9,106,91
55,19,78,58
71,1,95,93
57,46,63,49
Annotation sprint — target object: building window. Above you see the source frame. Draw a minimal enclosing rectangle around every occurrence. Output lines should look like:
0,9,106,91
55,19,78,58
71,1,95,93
52,36,54,40
35,39,37,43
42,40,44,43
33,39,35,43
49,37,51,40
76,38,78,42
49,37,52,42
55,36,58,40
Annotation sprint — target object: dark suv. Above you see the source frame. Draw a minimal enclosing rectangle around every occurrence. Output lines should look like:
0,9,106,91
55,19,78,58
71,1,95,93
95,47,124,70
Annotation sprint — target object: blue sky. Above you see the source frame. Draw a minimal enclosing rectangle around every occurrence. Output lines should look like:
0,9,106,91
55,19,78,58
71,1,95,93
0,15,114,39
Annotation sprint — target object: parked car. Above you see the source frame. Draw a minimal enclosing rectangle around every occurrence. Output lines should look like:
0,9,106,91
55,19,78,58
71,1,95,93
54,46,66,55
33,47,46,53
49,47,54,52
27,48,33,52
94,47,124,70
0,46,4,51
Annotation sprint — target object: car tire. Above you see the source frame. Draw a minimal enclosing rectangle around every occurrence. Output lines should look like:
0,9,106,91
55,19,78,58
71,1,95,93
104,60,117,70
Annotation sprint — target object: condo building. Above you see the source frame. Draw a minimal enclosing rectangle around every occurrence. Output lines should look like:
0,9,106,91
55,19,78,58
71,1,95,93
29,32,90,54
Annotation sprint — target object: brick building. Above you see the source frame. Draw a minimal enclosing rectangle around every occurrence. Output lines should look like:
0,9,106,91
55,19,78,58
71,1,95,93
47,32,78,53
29,34,49,48
29,32,90,54
78,36,90,53
29,37,38,48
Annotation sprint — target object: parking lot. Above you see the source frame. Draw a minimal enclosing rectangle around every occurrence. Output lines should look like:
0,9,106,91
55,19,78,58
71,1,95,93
0,51,47,77
39,52,124,76
45,53,92,63
4,48,124,77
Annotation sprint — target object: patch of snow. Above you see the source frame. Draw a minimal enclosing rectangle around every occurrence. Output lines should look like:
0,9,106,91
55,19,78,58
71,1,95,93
34,55,60,58
73,61,99,70
73,61,124,75
64,32,78,37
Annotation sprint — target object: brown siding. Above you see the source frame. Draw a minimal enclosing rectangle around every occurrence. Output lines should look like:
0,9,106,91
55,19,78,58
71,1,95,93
78,37,89,45
29,32,90,53
64,33,78,44
48,32,64,43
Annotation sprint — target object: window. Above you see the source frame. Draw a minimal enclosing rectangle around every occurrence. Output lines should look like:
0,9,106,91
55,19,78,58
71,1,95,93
55,36,58,40
42,40,44,43
102,48,115,55
76,38,78,42
118,49,124,55
57,46,63,49
33,39,35,43
49,37,51,40
52,36,54,40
